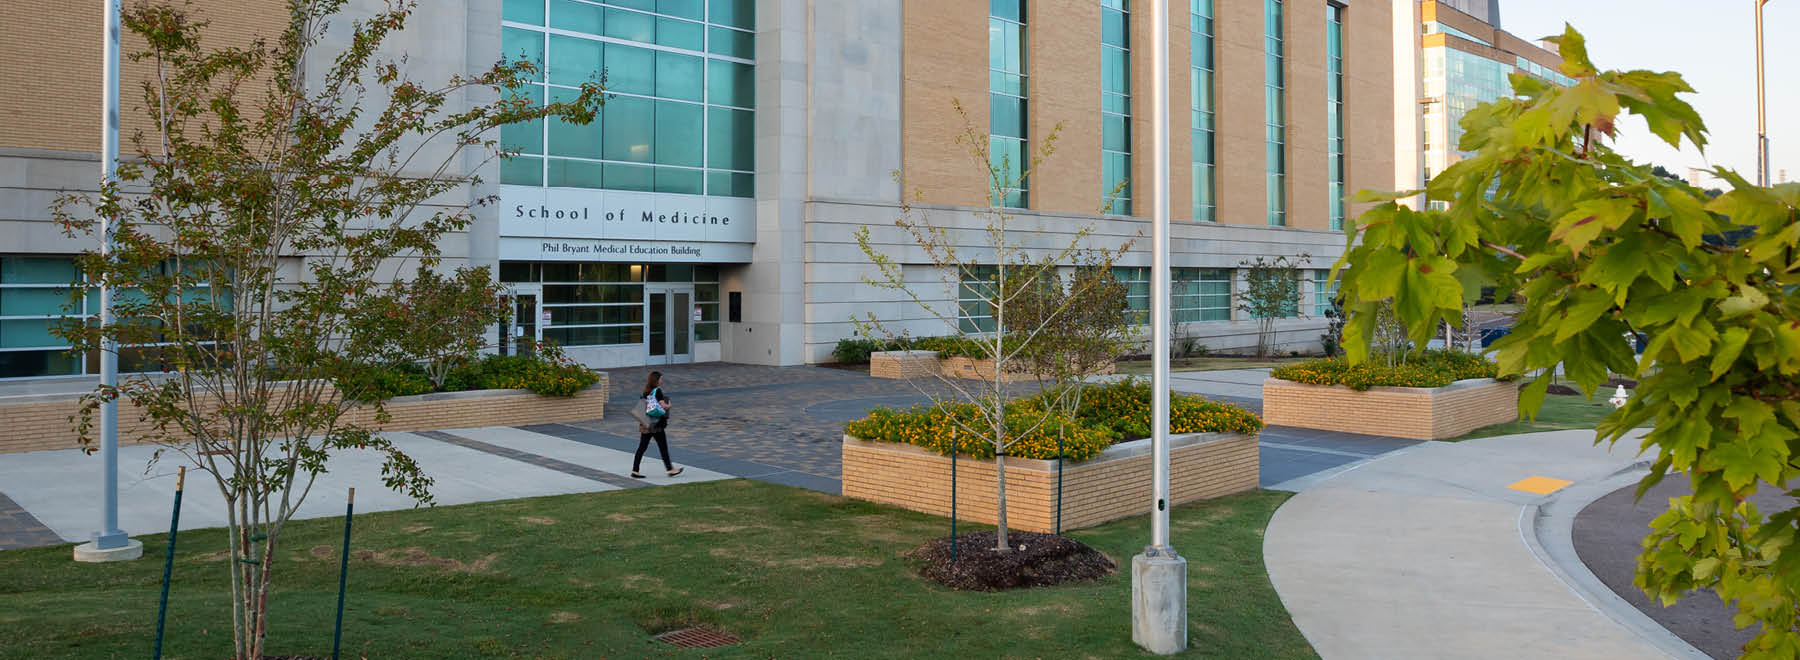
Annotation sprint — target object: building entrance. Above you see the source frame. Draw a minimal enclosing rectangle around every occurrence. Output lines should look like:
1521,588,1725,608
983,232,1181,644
645,284,694,365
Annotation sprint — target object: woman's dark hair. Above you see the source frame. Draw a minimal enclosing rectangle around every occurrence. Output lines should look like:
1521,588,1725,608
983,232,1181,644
642,371,662,397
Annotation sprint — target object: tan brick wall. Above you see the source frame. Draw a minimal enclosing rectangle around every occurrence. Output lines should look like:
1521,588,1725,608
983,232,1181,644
1284,0,1329,230
1344,0,1400,218
1124,0,1192,220
0,375,608,454
1213,0,1267,226
870,351,940,379
1261,378,1519,441
1027,0,1103,216
842,431,1259,533
901,0,991,207
1,1,288,153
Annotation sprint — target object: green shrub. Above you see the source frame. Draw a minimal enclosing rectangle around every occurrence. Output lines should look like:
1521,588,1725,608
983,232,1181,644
1269,350,1501,391
337,362,433,402
832,338,890,364
1062,379,1264,439
843,402,1114,461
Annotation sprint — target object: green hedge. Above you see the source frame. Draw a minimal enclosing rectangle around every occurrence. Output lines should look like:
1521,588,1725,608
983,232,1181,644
1268,350,1501,391
340,353,600,402
843,379,1262,461
832,335,1025,364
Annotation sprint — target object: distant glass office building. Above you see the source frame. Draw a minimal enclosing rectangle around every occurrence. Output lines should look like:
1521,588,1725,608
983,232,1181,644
0,0,1412,378
1417,0,1569,185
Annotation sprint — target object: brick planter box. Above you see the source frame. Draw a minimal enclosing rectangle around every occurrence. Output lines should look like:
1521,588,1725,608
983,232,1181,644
841,431,1258,533
0,375,608,454
869,350,941,379
1261,377,1517,440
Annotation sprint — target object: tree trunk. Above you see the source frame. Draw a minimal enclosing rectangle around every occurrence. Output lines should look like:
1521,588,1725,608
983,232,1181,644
993,450,1010,551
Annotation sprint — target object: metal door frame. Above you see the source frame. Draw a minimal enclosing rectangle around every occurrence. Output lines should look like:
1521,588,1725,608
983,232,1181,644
503,283,544,356
644,284,694,365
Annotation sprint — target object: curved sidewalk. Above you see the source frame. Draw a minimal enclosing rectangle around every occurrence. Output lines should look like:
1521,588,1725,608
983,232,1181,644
1264,430,1707,660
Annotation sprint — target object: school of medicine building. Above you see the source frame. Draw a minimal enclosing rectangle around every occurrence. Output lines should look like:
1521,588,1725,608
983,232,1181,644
0,0,1410,378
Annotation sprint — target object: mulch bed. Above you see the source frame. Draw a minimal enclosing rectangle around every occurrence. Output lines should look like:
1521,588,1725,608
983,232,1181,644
909,531,1115,592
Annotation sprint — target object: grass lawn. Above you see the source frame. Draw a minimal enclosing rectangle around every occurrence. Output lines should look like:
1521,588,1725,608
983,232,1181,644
0,480,1312,659
1116,356,1309,376
1448,393,1619,442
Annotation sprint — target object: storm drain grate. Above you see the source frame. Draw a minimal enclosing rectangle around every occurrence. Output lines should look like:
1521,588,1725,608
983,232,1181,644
655,627,740,649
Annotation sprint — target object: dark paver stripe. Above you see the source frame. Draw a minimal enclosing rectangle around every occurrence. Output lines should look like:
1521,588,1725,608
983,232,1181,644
0,491,65,551
414,430,647,490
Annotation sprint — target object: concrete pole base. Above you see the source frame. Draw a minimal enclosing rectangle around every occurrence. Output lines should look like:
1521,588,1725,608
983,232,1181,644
73,539,143,563
1131,546,1188,655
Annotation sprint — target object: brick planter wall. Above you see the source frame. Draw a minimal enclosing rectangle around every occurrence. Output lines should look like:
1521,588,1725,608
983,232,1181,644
0,375,607,454
1261,377,1517,440
869,350,941,379
841,431,1259,532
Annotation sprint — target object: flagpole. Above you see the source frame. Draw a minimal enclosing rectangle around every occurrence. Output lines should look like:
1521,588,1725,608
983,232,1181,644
1132,0,1186,653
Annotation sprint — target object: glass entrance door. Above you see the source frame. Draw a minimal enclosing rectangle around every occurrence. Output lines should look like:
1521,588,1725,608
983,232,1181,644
503,284,543,357
645,285,693,365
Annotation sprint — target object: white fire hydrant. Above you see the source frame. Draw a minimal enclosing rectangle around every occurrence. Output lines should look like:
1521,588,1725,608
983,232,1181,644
1608,385,1630,409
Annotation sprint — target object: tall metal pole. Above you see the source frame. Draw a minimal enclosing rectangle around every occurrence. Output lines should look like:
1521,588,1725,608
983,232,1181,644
1132,0,1187,653
1756,0,1770,187
76,0,138,563
1148,0,1172,554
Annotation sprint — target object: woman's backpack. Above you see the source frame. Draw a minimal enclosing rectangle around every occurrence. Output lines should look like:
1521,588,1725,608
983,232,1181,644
645,388,667,418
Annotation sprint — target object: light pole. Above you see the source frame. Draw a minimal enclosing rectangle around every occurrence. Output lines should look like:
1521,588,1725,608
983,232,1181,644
1756,0,1771,187
1131,0,1185,654
73,0,141,563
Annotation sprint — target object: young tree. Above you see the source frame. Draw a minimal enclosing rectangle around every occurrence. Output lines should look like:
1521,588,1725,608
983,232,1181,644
1012,254,1134,441
1334,27,1800,658
855,101,1133,552
1235,254,1308,357
50,2,601,657
350,265,508,389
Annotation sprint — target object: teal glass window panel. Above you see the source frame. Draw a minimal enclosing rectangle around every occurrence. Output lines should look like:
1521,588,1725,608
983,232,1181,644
1191,33,1212,69
708,26,753,59
657,17,703,50
502,27,545,82
990,94,1024,138
1192,70,1212,114
1103,49,1129,94
0,258,78,284
654,167,702,195
990,71,1024,97
605,7,656,42
989,0,1023,23
0,349,81,378
548,34,603,86
501,155,544,185
548,0,600,33
706,59,754,108
695,322,719,341
603,162,654,192
1102,114,1129,151
601,95,654,162
695,283,719,300
505,0,545,25
501,85,545,155
1193,128,1213,161
655,51,704,101
0,319,61,348
989,135,1025,191
709,0,754,29
547,87,601,158
546,158,605,188
604,43,654,95
658,0,703,20
1102,7,1127,47
706,171,753,197
706,107,754,170
609,0,655,10
0,288,75,316
654,100,702,167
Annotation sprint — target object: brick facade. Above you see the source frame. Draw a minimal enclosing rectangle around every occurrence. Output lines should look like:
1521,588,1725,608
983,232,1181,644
1261,377,1518,441
841,431,1258,533
0,376,608,454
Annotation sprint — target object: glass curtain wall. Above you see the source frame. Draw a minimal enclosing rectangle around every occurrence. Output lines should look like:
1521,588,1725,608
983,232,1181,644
498,262,720,346
1100,0,1131,214
1190,0,1215,222
990,0,1029,208
0,257,83,378
1264,0,1285,226
499,0,755,197
1173,268,1231,322
1327,3,1345,230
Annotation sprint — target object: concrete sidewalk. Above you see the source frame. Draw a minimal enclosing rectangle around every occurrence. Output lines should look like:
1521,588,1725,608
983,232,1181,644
1264,430,1705,660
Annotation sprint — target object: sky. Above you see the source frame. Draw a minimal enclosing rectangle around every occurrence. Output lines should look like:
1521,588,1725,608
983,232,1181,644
1500,0,1799,186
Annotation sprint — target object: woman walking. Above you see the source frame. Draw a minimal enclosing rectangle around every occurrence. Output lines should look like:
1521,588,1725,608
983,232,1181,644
633,371,684,478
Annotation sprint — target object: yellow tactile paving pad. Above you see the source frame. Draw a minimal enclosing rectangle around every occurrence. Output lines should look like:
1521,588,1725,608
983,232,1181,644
1507,476,1573,495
